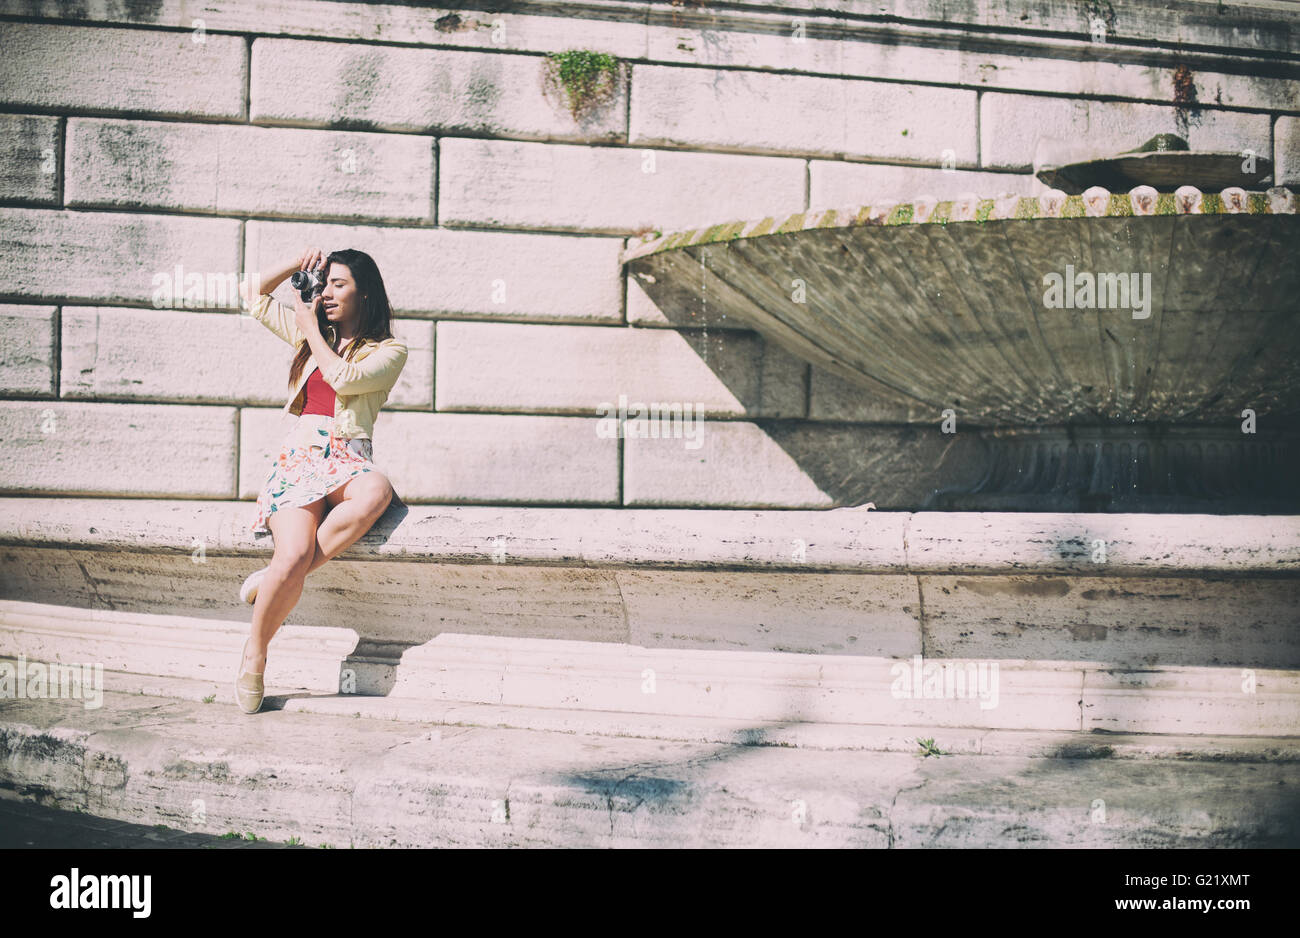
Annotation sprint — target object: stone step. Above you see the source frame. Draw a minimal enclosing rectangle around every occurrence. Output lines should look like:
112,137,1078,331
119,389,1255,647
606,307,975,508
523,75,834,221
2,687,1297,848
3,604,1298,737
99,669,1300,762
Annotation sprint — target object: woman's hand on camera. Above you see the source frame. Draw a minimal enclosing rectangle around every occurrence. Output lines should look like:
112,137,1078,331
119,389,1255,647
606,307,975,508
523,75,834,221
293,291,323,337
288,247,325,336
297,247,326,272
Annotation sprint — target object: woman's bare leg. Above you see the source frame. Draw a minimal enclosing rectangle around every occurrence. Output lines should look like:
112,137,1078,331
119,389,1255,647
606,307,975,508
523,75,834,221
243,498,327,674
303,471,394,575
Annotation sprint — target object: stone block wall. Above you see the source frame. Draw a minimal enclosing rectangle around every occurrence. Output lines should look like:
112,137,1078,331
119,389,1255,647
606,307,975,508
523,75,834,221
0,0,1296,508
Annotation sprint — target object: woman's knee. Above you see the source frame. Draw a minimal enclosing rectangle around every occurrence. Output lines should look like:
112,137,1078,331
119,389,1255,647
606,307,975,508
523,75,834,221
358,473,394,515
269,543,314,580
375,477,394,513
266,506,322,577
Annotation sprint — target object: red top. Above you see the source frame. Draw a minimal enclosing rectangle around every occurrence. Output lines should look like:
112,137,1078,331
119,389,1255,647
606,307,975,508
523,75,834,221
300,367,336,417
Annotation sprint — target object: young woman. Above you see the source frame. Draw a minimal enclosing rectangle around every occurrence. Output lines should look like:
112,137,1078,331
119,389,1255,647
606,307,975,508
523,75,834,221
235,247,408,714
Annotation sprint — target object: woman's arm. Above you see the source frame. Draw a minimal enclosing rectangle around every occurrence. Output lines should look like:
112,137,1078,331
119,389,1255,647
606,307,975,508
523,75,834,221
245,293,305,346
241,248,326,346
292,292,408,395
320,338,409,396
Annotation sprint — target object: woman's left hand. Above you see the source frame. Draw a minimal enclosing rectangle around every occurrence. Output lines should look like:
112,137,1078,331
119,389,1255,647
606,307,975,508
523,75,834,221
294,293,323,337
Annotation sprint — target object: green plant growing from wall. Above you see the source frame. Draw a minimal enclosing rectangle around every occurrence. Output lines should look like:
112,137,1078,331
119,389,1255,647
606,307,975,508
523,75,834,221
916,737,946,758
544,50,620,120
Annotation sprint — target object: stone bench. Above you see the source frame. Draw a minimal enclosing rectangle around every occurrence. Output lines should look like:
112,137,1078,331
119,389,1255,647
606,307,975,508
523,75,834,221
1,497,1298,669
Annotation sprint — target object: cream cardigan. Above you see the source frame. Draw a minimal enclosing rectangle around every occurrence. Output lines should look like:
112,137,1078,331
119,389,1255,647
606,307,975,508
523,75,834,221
247,293,408,441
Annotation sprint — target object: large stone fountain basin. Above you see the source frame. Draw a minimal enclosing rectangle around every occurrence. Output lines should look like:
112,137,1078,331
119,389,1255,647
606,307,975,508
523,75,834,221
621,193,1300,427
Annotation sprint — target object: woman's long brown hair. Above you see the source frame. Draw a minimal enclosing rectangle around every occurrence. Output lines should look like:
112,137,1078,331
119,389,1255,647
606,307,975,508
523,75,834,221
287,249,397,391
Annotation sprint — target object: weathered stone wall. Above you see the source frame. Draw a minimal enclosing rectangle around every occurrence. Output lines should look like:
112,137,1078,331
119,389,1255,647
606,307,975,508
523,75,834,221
1,0,1296,507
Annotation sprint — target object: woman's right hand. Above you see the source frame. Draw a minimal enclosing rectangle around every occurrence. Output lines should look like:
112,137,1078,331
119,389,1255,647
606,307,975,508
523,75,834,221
297,247,326,272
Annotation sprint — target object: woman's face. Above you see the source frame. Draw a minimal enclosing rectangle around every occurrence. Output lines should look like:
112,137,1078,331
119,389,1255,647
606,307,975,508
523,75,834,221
321,263,361,329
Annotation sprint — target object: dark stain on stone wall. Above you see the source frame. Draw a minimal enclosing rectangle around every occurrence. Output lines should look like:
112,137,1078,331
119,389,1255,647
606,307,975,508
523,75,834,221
1173,64,1202,135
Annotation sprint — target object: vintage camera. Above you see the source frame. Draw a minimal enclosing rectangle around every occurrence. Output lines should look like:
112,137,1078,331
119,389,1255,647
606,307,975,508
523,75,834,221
289,266,326,303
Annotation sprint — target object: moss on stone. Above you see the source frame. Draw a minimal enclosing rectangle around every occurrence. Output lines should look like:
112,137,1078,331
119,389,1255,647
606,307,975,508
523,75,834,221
699,222,730,243
1060,196,1085,218
544,50,620,120
625,183,1287,263
1129,133,1189,153
886,204,914,226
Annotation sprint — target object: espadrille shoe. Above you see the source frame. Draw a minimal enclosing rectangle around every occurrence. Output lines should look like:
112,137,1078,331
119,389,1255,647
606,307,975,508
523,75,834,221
240,566,269,605
235,638,265,714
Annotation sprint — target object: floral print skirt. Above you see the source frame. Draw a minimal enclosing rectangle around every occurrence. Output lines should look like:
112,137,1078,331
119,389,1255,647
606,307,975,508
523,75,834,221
251,414,376,537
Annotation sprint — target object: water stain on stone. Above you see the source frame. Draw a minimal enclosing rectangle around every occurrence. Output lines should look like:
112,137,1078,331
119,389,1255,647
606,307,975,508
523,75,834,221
955,578,1071,597
1067,623,1107,641
334,50,384,128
